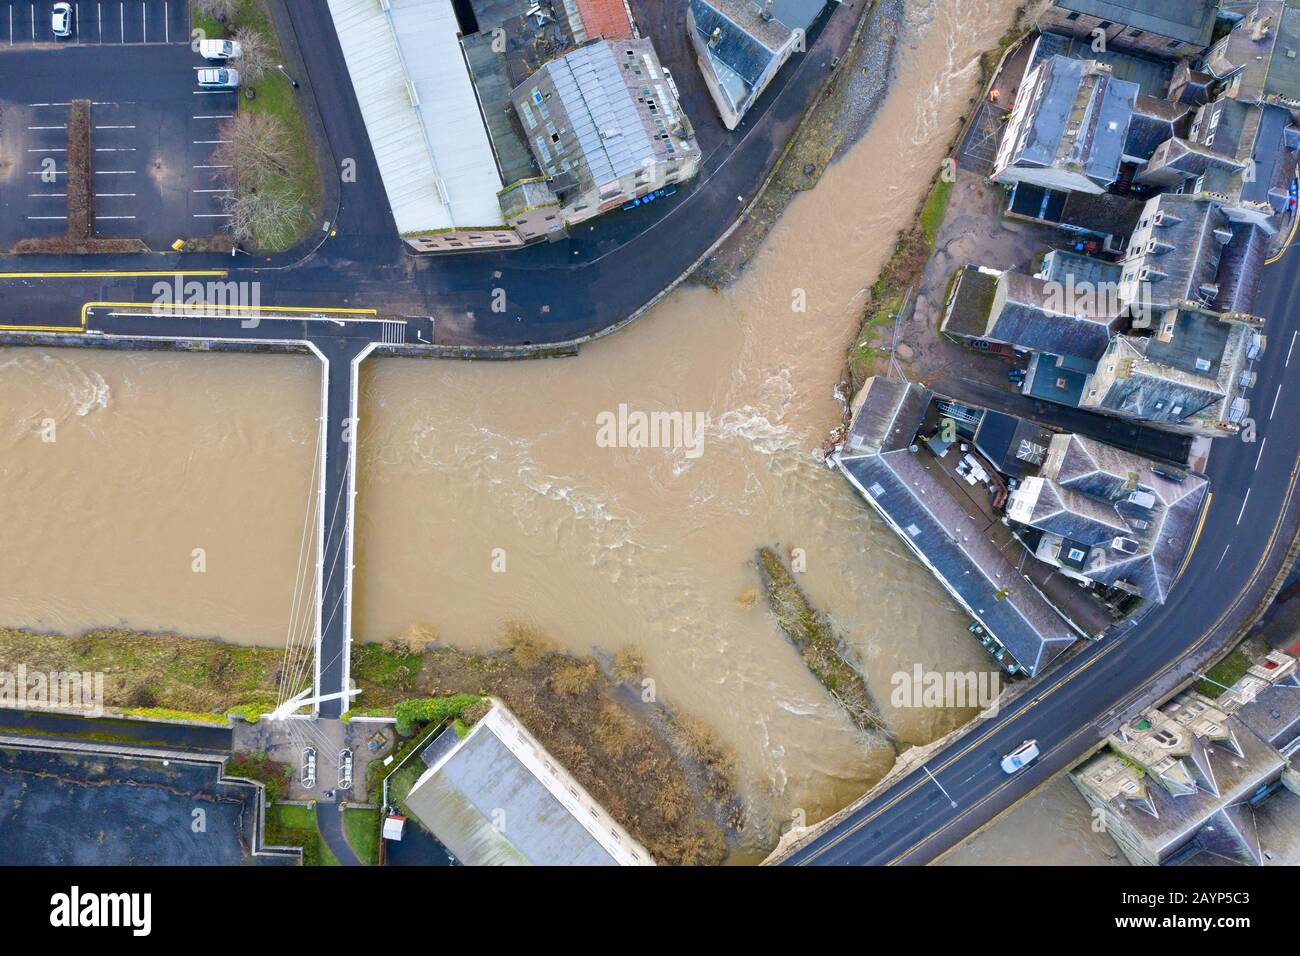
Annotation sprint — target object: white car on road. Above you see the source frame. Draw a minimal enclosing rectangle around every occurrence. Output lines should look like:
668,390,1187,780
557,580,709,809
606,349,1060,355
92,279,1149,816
52,2,73,37
1000,739,1040,774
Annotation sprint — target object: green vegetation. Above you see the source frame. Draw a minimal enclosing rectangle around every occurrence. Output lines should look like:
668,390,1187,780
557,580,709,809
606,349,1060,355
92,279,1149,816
756,547,897,750
920,177,953,246
266,804,339,866
344,808,381,866
4,620,743,865
847,173,950,389
1193,634,1268,698
189,0,321,249
226,751,292,804
393,695,485,736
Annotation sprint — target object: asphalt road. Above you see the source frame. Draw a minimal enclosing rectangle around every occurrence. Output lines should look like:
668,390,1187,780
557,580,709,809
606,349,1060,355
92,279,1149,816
0,0,856,346
777,252,1300,865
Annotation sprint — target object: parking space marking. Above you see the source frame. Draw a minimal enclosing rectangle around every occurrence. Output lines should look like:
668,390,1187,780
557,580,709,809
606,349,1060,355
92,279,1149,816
193,163,230,169
193,188,231,193
193,213,231,218
95,125,136,130
193,115,233,120
28,192,67,197
95,169,135,174
97,214,136,220
95,192,135,197
26,170,68,176
192,139,229,144
28,125,67,130
27,216,68,220
26,147,66,152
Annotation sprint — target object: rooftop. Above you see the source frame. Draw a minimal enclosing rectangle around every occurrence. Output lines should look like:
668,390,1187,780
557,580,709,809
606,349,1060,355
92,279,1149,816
1050,0,1219,47
326,0,506,233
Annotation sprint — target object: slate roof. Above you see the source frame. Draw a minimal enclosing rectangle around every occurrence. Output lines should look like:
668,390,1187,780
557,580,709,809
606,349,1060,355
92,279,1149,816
1031,433,1209,602
839,379,1077,676
1125,194,1230,308
986,270,1117,361
1051,0,1219,46
974,410,1055,480
941,265,1000,339
690,0,791,107
1125,94,1189,159
1007,56,1138,188
1205,1,1300,106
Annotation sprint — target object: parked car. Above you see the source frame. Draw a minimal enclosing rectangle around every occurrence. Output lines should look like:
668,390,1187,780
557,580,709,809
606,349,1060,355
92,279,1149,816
51,2,73,37
1000,739,1039,774
196,68,240,89
199,38,242,61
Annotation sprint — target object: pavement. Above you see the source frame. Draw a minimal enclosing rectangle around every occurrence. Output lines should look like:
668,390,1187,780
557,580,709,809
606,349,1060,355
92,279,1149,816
773,249,1300,865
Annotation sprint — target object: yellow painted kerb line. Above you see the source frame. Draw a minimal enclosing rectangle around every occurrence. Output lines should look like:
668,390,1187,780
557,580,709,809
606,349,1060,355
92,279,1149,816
80,301,378,330
0,271,231,333
1174,490,1213,586
1266,179,1299,266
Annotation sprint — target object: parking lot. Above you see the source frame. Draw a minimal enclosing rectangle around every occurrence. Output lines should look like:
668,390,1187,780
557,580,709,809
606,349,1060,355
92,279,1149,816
2,1,188,45
0,23,242,249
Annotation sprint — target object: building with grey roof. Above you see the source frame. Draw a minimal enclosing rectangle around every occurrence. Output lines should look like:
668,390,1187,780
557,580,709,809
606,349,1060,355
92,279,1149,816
1008,433,1208,603
402,699,654,866
993,56,1141,195
837,378,1079,677
687,0,822,130
973,268,1122,363
511,38,700,228
1037,0,1221,58
1203,1,1300,114
1072,651,1300,866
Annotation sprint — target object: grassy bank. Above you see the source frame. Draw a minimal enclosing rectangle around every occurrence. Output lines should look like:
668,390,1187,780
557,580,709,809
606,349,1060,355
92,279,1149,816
190,0,321,249
1,621,742,865
0,626,425,719
266,804,338,866
846,173,952,389
756,547,897,750
344,807,380,866
1193,632,1270,699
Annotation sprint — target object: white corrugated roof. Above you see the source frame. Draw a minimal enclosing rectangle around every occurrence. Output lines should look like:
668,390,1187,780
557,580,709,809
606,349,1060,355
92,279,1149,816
327,0,505,233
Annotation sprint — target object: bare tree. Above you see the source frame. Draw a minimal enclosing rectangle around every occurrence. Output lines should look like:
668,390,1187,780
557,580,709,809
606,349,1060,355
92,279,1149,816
232,26,273,83
212,112,292,189
211,112,301,248
221,181,304,249
195,0,240,23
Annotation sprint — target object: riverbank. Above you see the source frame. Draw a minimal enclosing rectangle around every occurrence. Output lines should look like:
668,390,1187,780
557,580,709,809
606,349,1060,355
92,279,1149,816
693,0,905,288
0,622,743,865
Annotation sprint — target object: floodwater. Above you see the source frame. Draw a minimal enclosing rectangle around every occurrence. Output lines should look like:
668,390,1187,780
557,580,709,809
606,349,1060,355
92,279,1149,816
0,0,1025,859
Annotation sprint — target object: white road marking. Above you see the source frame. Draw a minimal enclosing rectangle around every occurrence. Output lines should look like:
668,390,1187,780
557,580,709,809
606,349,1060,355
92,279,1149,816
1288,330,1298,367
94,124,135,129
193,213,232,218
26,170,68,176
27,215,68,220
192,163,231,169
1271,383,1283,419
94,192,136,197
193,188,232,193
192,139,230,144
164,1,168,43
1216,545,1230,570
27,125,67,130
27,192,68,197
94,147,136,152
94,169,136,174
192,114,233,120
97,214,136,220
1237,490,1251,525
26,148,67,152
1255,437,1268,470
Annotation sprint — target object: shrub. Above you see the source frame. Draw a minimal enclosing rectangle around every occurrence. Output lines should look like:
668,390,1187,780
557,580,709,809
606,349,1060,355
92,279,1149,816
393,695,485,736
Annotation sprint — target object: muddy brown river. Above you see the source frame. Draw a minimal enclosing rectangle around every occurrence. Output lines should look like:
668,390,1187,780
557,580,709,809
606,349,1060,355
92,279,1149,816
0,0,1025,859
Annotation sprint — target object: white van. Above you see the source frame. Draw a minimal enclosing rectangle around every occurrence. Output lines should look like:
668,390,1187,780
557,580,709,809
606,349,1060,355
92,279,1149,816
197,68,241,89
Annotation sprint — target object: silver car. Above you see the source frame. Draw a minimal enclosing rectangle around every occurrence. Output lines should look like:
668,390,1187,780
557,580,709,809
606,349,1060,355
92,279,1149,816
196,67,241,89
1000,739,1040,774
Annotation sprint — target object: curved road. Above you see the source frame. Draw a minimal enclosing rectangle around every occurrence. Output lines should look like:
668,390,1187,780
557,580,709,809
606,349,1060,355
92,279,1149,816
0,0,855,348
777,253,1300,865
